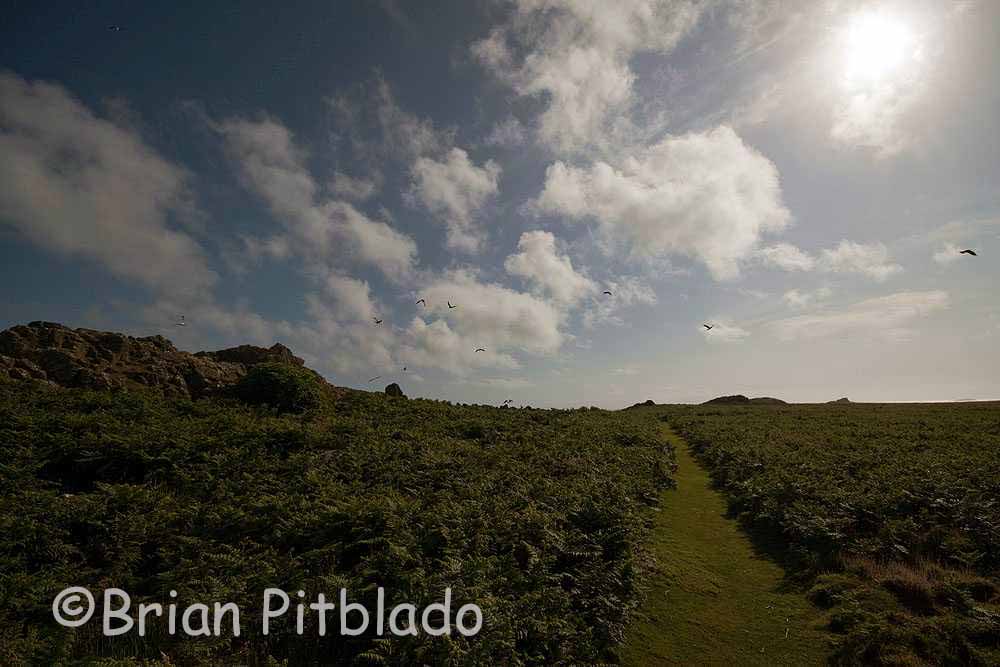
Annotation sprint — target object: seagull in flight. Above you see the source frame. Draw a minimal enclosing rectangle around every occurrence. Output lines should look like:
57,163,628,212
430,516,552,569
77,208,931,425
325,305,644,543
959,249,977,256
368,376,381,383
416,298,426,306
603,290,613,296
373,317,383,325
447,301,457,309
175,315,186,327
703,324,713,330
475,347,486,352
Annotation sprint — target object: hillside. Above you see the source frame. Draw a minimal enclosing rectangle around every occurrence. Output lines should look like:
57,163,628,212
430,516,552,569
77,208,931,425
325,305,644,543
0,348,675,665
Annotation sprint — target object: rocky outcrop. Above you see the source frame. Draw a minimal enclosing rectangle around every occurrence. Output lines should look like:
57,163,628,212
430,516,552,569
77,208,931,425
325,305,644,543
0,321,318,399
829,397,851,404
748,397,787,405
703,394,787,405
385,382,405,398
703,394,751,405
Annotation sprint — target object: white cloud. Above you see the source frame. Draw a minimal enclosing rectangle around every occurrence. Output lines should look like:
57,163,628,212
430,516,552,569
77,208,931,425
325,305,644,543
535,125,791,280
483,116,527,147
472,0,705,153
504,231,596,305
582,276,657,328
399,268,567,374
757,243,816,271
819,240,902,281
220,116,417,281
401,318,519,374
933,242,961,266
703,321,750,344
782,287,832,308
769,290,949,341
323,274,378,323
329,171,379,201
330,202,419,281
469,376,535,390
409,148,501,252
756,240,902,281
328,75,452,163
0,71,216,297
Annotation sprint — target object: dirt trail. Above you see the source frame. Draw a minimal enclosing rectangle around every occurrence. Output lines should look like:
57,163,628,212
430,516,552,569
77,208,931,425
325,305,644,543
621,426,830,666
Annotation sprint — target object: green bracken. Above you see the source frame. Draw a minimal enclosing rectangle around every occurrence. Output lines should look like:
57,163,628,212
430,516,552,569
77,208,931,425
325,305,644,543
0,377,674,666
662,402,1000,666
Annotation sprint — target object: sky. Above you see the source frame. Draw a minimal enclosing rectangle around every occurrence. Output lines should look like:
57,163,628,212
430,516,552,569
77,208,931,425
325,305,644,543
2,0,999,407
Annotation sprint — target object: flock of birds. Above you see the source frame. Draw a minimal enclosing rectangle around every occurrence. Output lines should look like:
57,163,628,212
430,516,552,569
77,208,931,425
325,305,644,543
169,248,980,395
369,298,489,380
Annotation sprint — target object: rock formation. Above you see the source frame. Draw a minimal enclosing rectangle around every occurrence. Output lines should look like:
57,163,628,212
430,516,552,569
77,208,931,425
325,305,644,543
0,321,318,399
702,395,788,405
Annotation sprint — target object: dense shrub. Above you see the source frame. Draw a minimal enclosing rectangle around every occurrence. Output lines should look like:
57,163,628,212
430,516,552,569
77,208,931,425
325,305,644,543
233,362,324,414
664,403,1000,666
0,381,675,665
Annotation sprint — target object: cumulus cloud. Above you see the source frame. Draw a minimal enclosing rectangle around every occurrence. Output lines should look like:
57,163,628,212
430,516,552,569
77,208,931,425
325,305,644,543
0,71,216,297
818,240,902,281
769,290,949,341
504,231,596,305
757,243,816,271
535,125,791,280
220,116,417,281
323,274,378,323
409,148,501,252
472,0,705,153
398,268,567,374
401,318,520,374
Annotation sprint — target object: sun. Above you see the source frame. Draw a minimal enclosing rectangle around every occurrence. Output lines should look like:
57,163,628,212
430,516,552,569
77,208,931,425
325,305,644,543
842,10,916,86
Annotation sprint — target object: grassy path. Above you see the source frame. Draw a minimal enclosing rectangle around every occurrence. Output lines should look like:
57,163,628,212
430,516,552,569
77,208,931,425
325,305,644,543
621,426,830,666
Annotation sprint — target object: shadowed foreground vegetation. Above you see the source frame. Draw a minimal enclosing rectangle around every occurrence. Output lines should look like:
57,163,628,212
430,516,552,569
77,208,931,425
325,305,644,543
662,402,1000,666
0,377,674,665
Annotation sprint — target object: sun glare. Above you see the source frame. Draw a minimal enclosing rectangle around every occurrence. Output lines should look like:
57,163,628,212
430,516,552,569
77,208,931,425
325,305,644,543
843,10,916,86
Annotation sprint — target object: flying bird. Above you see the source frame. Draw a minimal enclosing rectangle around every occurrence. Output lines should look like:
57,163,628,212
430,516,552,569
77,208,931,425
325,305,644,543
603,290,613,296
175,315,186,327
416,298,426,305
475,347,486,352
373,317,383,325
368,376,381,383
447,301,457,309
108,25,122,31
402,367,407,372
703,324,713,331
959,249,977,256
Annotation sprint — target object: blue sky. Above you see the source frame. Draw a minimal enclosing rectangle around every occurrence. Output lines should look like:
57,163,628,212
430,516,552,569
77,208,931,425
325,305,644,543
2,0,998,406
